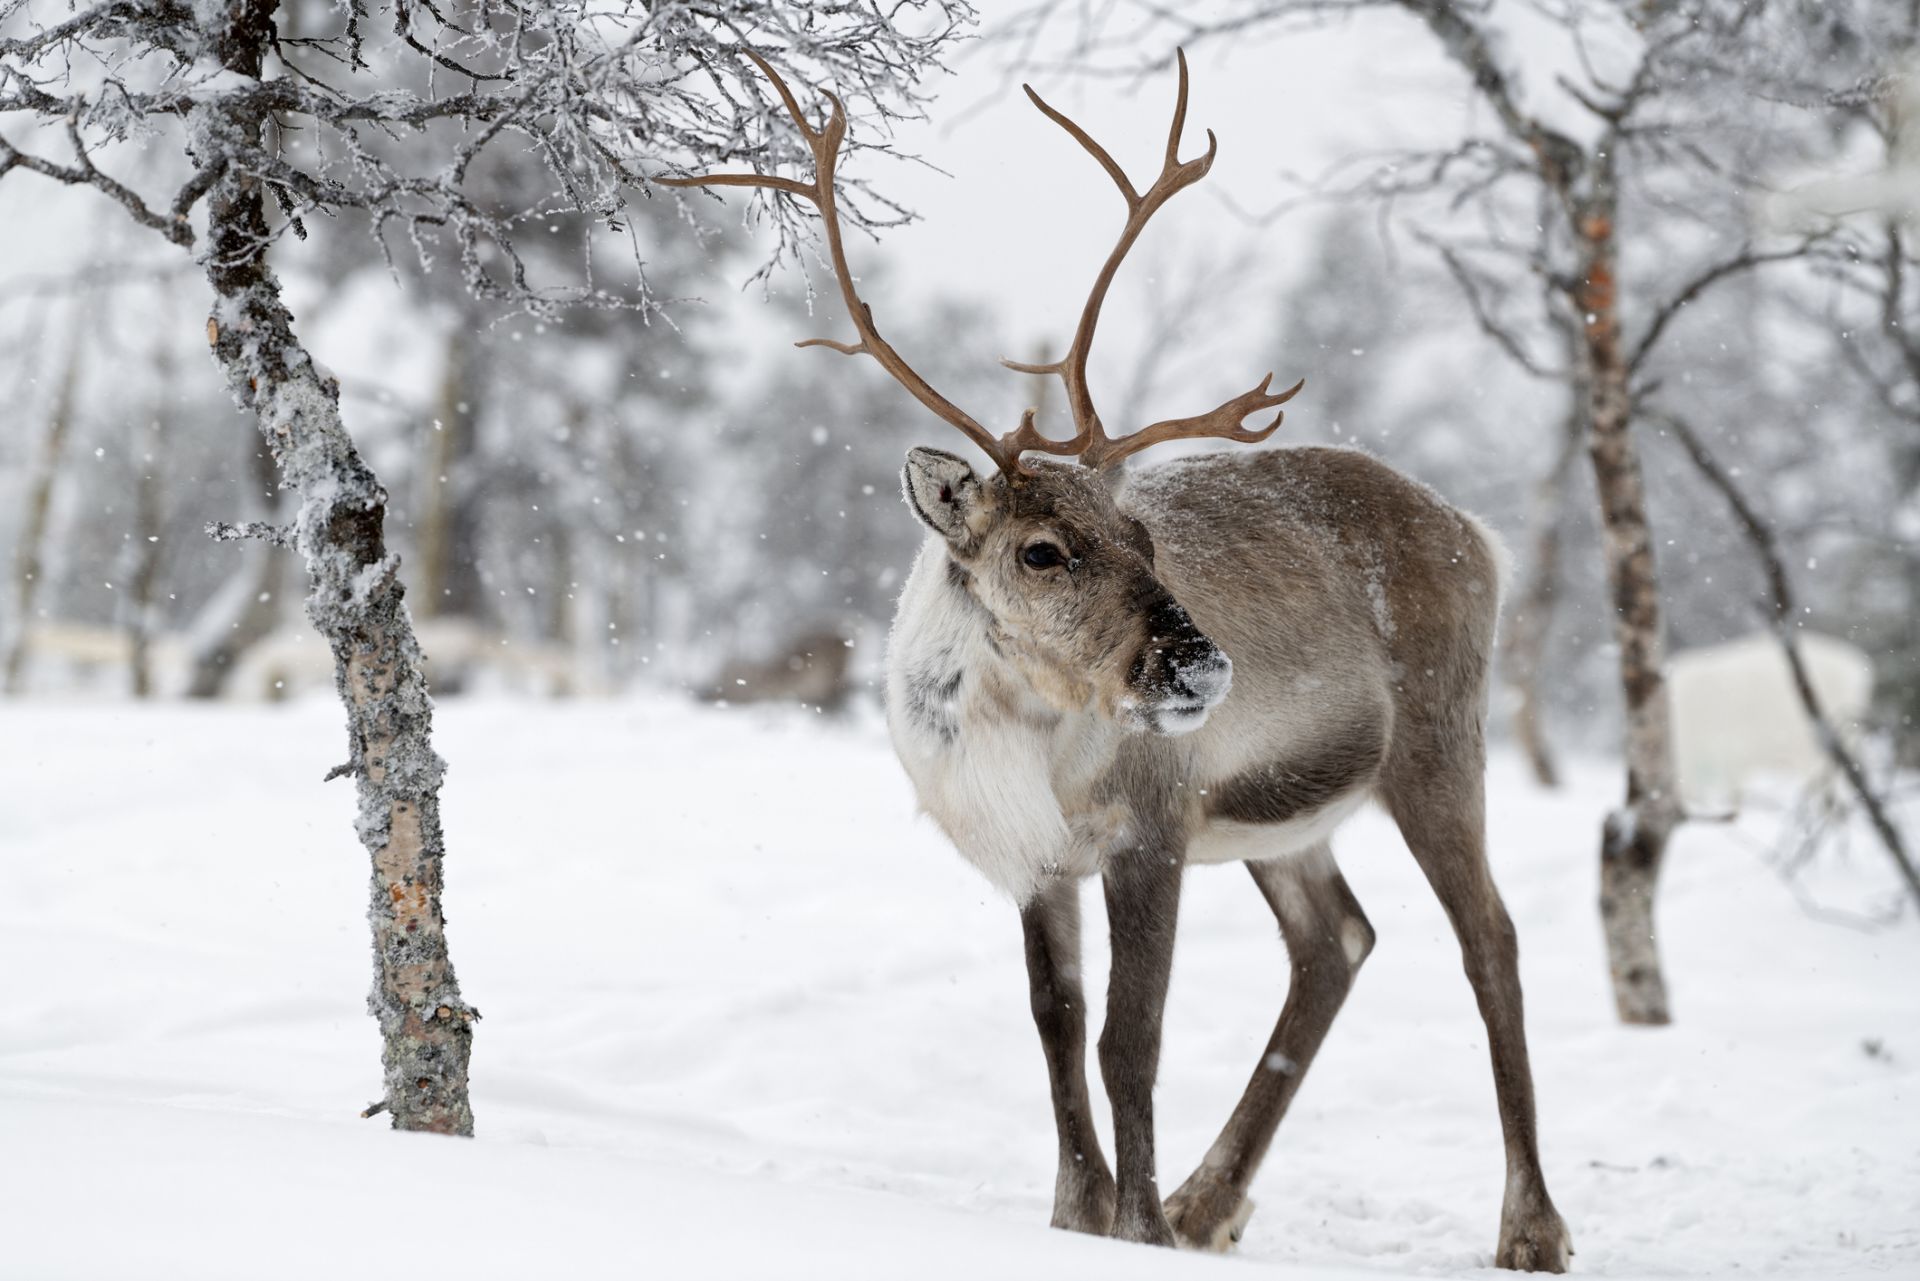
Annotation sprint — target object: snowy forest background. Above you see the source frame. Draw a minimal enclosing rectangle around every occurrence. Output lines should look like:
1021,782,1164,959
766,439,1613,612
3,1,1915,740
3,0,1919,1276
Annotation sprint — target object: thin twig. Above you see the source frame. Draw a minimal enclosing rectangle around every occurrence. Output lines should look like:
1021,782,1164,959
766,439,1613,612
1654,408,1920,914
1627,236,1825,378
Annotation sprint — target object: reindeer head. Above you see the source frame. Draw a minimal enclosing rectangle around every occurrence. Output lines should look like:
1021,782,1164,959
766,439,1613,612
663,50,1300,736
901,447,1231,733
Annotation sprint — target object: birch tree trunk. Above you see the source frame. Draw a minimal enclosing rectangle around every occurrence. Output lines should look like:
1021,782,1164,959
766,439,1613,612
1570,175,1684,1026
196,0,476,1132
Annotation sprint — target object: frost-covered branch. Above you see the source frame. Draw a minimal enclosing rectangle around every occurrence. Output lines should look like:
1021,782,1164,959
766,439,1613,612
2,0,979,306
206,518,294,547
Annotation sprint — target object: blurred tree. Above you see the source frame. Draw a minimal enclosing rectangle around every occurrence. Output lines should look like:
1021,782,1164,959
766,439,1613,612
2,0,975,1131
693,279,1007,698
2,304,81,693
183,441,286,697
121,313,171,698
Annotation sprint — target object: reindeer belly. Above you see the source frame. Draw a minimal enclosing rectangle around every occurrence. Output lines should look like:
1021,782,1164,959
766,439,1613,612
1187,788,1370,864
1185,714,1385,864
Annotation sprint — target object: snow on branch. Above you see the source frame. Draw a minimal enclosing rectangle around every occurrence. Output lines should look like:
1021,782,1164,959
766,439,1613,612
0,0,978,310
206,519,294,547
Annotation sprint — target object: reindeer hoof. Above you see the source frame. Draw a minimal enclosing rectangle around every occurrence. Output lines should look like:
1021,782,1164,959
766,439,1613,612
1049,1171,1116,1237
1165,1183,1255,1252
1111,1200,1178,1247
1496,1205,1573,1273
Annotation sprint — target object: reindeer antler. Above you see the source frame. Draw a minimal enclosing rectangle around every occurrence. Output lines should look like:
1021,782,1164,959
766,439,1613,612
664,49,1301,476
659,52,1069,476
1002,49,1304,470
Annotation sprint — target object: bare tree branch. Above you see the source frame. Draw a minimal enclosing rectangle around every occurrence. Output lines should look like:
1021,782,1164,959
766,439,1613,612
0,120,189,245
1627,236,1827,379
1654,408,1920,913
3,2,984,308
1417,230,1567,380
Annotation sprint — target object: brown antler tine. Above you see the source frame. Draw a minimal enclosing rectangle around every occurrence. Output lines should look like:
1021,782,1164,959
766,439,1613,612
1166,48,1190,167
1002,406,1087,460
744,49,819,143
818,87,849,153
655,169,817,201
1091,375,1309,469
659,50,1032,473
1008,49,1304,472
796,337,868,356
1023,84,1141,208
1162,50,1219,180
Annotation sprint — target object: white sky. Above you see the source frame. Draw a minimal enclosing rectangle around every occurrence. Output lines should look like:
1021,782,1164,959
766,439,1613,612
737,4,1475,427
683,2,1505,437
0,0,1581,435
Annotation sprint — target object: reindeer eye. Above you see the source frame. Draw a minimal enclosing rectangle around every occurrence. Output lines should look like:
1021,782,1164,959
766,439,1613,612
1021,542,1066,570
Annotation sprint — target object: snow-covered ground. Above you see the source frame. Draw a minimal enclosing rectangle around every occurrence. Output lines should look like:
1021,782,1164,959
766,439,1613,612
2,697,1915,1279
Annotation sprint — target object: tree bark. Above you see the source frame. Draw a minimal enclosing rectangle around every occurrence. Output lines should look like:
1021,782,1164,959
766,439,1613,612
1571,173,1683,1026
196,0,476,1133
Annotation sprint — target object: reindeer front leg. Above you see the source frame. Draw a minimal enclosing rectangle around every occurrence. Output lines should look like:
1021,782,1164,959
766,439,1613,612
1099,839,1184,1246
1021,878,1116,1235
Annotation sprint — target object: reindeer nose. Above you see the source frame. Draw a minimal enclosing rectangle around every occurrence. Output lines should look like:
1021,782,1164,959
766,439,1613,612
1170,644,1233,707
1139,599,1233,709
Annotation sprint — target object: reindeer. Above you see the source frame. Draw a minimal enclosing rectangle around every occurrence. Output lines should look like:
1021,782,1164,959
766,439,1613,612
664,52,1572,1273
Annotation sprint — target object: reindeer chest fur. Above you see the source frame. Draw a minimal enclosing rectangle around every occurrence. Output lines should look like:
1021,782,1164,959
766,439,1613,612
886,541,1144,902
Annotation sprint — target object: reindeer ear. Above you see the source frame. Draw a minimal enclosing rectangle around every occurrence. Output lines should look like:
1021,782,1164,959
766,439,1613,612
902,447,987,550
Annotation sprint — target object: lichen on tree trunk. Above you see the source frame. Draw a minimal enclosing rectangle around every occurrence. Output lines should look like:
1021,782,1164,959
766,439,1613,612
1571,179,1682,1027
195,0,475,1132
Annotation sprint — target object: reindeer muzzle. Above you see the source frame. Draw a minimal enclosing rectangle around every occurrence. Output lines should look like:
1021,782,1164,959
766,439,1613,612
1129,599,1233,736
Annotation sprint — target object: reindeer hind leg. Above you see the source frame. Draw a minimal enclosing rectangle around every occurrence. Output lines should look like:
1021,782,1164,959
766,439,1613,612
1380,749,1572,1274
